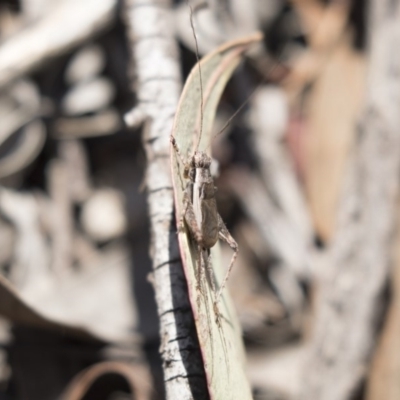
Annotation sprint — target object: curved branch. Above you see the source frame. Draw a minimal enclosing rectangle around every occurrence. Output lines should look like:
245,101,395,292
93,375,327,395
123,1,207,399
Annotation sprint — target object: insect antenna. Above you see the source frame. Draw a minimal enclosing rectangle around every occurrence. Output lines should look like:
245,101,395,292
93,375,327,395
187,1,204,154
187,1,284,156
203,3,336,153
204,59,284,153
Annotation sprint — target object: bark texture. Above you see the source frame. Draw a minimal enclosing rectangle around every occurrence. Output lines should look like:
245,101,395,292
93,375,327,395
123,1,207,399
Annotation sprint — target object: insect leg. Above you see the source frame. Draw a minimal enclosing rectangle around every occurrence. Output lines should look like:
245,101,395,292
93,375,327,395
203,249,217,293
182,190,203,245
170,136,188,168
195,245,205,298
215,214,238,304
178,191,190,232
204,250,224,323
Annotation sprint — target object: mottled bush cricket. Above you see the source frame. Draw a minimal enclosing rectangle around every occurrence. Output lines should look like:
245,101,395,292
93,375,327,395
170,3,240,317
170,138,238,311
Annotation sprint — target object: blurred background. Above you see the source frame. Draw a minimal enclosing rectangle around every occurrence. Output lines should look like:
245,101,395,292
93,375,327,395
0,0,398,399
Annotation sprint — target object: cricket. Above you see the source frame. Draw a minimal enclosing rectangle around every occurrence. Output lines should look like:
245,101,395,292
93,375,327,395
170,3,240,318
170,136,239,312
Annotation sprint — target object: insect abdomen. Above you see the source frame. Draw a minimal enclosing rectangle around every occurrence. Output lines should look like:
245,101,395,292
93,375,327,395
200,198,219,248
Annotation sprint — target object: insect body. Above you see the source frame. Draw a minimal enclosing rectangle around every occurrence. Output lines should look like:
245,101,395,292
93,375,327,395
168,7,261,394
171,137,238,308
187,151,218,247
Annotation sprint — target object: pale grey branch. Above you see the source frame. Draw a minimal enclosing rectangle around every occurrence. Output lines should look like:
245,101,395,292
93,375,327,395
123,1,207,399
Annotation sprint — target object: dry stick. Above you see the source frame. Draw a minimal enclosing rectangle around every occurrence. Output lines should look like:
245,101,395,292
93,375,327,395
0,0,116,89
301,1,400,399
61,361,152,400
123,1,207,399
0,189,51,291
48,157,73,277
249,88,313,272
59,140,92,203
0,121,46,180
228,169,308,279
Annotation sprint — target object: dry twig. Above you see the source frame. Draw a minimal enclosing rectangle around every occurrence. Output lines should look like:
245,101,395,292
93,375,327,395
123,0,207,398
0,0,116,88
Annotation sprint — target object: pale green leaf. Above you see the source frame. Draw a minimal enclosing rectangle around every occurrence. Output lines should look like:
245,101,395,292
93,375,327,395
171,32,263,400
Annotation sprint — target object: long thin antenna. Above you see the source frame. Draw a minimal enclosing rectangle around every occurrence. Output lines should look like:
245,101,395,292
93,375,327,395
205,59,283,152
188,1,204,152
187,3,296,153
205,2,338,150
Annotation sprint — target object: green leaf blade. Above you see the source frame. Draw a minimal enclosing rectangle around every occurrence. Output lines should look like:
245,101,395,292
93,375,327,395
171,32,263,400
